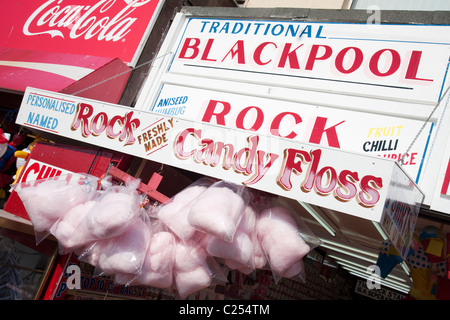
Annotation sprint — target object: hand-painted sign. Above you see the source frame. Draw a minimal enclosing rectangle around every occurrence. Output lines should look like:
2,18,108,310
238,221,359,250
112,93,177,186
160,17,450,103
144,84,432,183
17,88,423,224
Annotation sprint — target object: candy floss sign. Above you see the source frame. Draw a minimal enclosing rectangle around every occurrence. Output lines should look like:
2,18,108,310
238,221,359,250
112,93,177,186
0,0,164,66
16,88,423,222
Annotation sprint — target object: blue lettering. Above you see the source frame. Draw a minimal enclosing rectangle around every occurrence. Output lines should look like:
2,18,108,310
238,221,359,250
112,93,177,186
316,25,326,38
299,25,312,38
55,282,67,298
156,96,188,108
219,22,230,33
198,20,326,38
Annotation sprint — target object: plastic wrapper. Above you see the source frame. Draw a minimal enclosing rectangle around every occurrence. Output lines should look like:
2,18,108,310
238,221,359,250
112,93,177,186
206,204,258,272
173,238,214,299
117,229,177,289
50,200,98,254
50,175,143,254
187,180,250,242
95,216,151,277
12,173,98,243
82,182,142,240
256,200,320,282
155,178,214,241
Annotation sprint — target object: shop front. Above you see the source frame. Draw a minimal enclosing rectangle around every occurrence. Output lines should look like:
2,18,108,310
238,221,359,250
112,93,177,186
1,5,449,301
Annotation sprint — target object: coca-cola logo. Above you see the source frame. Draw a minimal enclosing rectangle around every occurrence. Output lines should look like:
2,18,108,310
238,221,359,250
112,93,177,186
23,0,151,42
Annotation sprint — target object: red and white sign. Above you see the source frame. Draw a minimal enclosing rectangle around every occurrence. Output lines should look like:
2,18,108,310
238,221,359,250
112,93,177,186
147,16,450,104
140,83,432,183
15,159,70,184
0,0,164,66
16,88,423,223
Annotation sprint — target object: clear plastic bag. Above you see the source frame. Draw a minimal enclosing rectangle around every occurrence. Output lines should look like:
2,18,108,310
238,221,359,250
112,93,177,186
115,219,178,289
95,216,152,277
134,230,177,288
255,197,321,283
12,173,99,244
154,177,214,241
50,200,98,254
206,204,257,272
187,180,250,242
82,178,143,241
173,238,214,299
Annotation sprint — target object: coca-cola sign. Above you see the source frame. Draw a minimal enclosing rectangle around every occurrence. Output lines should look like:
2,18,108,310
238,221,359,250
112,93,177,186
1,0,164,66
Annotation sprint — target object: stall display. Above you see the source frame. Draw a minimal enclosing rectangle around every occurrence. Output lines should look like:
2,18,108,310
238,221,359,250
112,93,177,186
13,172,321,299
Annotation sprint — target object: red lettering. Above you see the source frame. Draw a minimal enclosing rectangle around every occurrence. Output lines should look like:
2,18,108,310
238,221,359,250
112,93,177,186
278,43,303,69
358,175,383,207
405,51,433,82
212,141,234,169
201,38,217,62
302,149,321,192
195,138,215,163
254,42,277,66
270,112,302,139
201,100,231,125
120,112,140,145
21,162,40,182
91,112,108,136
71,104,139,145
71,103,93,137
234,136,259,175
107,115,125,139
222,40,245,64
309,117,344,148
175,128,201,159
305,45,332,70
334,170,359,201
335,47,363,74
236,106,264,131
174,130,277,180
179,38,200,59
278,148,311,190
36,165,59,180
315,166,337,195
369,49,401,77
244,150,279,185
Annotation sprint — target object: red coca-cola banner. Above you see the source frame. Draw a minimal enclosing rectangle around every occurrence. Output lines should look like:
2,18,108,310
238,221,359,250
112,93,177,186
0,0,164,66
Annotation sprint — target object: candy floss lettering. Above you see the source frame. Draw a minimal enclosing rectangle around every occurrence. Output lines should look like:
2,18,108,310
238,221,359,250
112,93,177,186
175,128,383,208
23,0,145,41
70,102,140,146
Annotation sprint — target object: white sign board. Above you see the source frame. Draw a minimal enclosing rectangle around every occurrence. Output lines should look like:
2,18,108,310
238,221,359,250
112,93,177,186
142,83,432,183
160,18,449,103
16,88,423,223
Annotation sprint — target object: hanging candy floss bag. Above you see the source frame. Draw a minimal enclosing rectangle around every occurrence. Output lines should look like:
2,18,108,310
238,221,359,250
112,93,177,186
11,173,99,244
256,197,322,283
153,177,215,242
115,219,177,289
49,175,144,255
187,180,250,243
206,203,260,274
